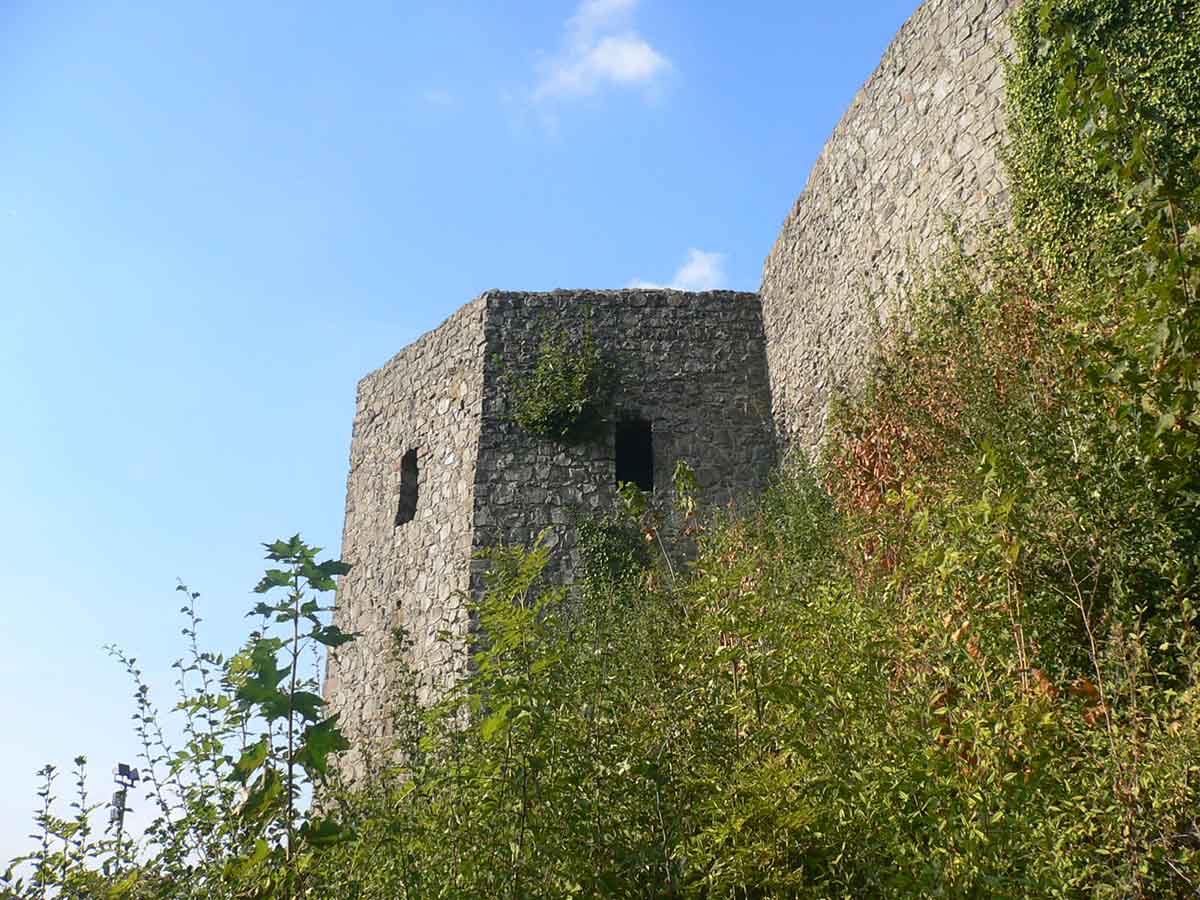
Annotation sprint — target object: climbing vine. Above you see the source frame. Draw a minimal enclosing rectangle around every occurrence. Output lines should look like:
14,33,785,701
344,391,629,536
1005,0,1200,260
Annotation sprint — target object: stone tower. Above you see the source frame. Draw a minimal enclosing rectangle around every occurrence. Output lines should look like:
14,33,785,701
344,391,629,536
325,289,776,771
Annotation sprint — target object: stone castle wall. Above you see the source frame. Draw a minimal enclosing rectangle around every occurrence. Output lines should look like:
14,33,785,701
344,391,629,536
760,0,1018,454
473,289,775,585
326,298,486,775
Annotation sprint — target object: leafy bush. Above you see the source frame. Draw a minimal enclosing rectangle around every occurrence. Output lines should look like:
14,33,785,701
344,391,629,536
504,324,613,443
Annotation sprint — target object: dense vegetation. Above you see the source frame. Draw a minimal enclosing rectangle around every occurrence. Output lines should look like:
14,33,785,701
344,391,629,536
5,0,1199,895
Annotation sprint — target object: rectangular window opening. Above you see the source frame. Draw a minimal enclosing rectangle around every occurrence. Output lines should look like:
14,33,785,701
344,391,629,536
395,448,419,526
615,418,654,492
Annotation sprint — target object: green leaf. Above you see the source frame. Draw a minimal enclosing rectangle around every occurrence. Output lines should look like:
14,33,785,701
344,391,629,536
302,815,355,847
253,568,293,594
310,625,356,648
317,559,352,579
230,737,271,785
239,768,283,823
294,716,350,777
236,641,293,719
263,535,308,562
291,690,326,723
481,702,512,742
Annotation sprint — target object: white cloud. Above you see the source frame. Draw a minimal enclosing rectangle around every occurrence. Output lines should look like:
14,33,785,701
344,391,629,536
673,249,727,291
630,249,727,291
567,0,639,42
534,0,671,102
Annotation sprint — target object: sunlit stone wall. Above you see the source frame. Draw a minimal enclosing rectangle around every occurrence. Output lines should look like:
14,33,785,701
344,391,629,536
760,0,1018,454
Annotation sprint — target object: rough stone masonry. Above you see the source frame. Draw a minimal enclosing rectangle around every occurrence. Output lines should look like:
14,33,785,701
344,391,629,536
326,290,775,775
326,0,1019,774
761,0,1019,452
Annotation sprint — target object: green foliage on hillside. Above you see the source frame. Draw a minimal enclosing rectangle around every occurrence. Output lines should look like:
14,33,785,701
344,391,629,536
5,0,1200,896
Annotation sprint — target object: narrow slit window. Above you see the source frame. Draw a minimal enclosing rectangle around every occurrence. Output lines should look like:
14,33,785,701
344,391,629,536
395,448,419,526
615,419,654,492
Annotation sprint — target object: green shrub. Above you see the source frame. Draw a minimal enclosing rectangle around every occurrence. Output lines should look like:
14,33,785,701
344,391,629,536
2,537,355,900
505,325,613,443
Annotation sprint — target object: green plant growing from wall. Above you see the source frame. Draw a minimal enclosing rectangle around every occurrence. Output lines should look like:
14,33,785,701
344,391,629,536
505,324,613,443
1041,8,1200,495
1006,0,1200,262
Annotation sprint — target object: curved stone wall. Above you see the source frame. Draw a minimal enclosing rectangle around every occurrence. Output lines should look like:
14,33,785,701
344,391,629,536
760,0,1018,454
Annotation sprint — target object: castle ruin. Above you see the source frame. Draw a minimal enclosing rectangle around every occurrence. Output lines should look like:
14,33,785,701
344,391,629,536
325,0,1020,771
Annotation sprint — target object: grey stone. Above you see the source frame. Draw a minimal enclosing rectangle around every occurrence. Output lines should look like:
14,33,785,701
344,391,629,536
760,0,1017,457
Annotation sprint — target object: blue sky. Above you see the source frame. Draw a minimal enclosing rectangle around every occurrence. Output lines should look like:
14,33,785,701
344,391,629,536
0,0,919,859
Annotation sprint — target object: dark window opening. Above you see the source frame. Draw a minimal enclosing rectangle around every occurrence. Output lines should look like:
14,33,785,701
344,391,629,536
395,448,419,526
615,418,654,492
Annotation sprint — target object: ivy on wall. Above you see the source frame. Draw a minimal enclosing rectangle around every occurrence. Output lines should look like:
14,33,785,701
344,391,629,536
1006,0,1200,259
